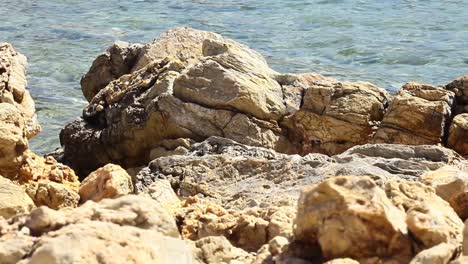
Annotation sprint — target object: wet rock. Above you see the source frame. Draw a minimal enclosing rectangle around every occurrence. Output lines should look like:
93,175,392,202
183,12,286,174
446,76,468,115
283,80,390,155
0,176,34,218
79,164,134,202
294,176,412,263
447,114,468,157
373,83,455,145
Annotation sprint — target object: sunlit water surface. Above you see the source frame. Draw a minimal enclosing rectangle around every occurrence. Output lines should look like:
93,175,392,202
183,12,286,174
1,0,468,154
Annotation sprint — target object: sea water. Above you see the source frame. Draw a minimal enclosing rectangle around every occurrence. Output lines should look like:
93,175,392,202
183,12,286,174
1,0,468,154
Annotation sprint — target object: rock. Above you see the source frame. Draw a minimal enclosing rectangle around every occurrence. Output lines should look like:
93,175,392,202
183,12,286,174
0,195,194,264
27,180,80,210
192,236,254,264
19,221,193,264
448,114,468,157
26,195,180,238
409,243,459,264
386,180,464,249
446,76,468,115
0,176,34,218
175,197,295,252
0,235,35,264
81,41,143,101
133,26,243,71
373,83,454,145
135,137,330,210
464,220,468,255
18,152,80,209
79,164,134,202
283,80,390,155
0,103,29,178
294,176,412,263
173,38,286,121
0,43,40,138
450,256,468,264
421,166,468,220
323,259,360,264
60,27,299,175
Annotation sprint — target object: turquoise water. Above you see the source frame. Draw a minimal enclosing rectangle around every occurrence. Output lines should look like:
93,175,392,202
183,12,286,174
1,0,468,154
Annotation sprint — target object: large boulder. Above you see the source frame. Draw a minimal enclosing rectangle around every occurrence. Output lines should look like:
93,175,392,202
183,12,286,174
283,80,390,155
373,83,455,145
61,27,341,175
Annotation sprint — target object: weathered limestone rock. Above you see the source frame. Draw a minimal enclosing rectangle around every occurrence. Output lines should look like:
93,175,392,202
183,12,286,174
373,83,455,145
0,43,80,210
294,176,412,263
448,114,468,157
0,195,195,264
0,43,40,138
176,197,295,252
135,137,331,210
386,180,464,249
61,27,300,176
81,41,143,101
409,243,459,264
421,166,468,220
79,164,133,202
173,38,285,121
133,26,243,70
446,76,468,115
283,80,390,155
0,176,34,218
0,103,29,178
192,236,254,264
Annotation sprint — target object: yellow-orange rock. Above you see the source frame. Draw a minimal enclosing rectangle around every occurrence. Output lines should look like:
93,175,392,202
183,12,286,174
79,164,134,202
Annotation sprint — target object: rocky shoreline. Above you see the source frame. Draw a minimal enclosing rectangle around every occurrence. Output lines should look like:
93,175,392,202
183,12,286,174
0,27,467,263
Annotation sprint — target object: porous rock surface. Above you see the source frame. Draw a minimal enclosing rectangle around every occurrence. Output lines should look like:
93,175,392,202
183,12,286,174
60,27,468,177
0,44,80,210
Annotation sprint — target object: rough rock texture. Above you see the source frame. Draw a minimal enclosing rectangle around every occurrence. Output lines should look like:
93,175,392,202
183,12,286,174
409,243,459,264
175,197,295,252
293,174,466,263
0,195,195,264
60,27,467,177
446,76,468,115
81,41,143,101
0,43,40,138
386,180,464,250
0,44,80,210
421,166,468,220
79,163,134,202
373,83,454,145
283,80,390,155
294,176,412,263
0,176,34,218
59,27,342,175
448,114,468,157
